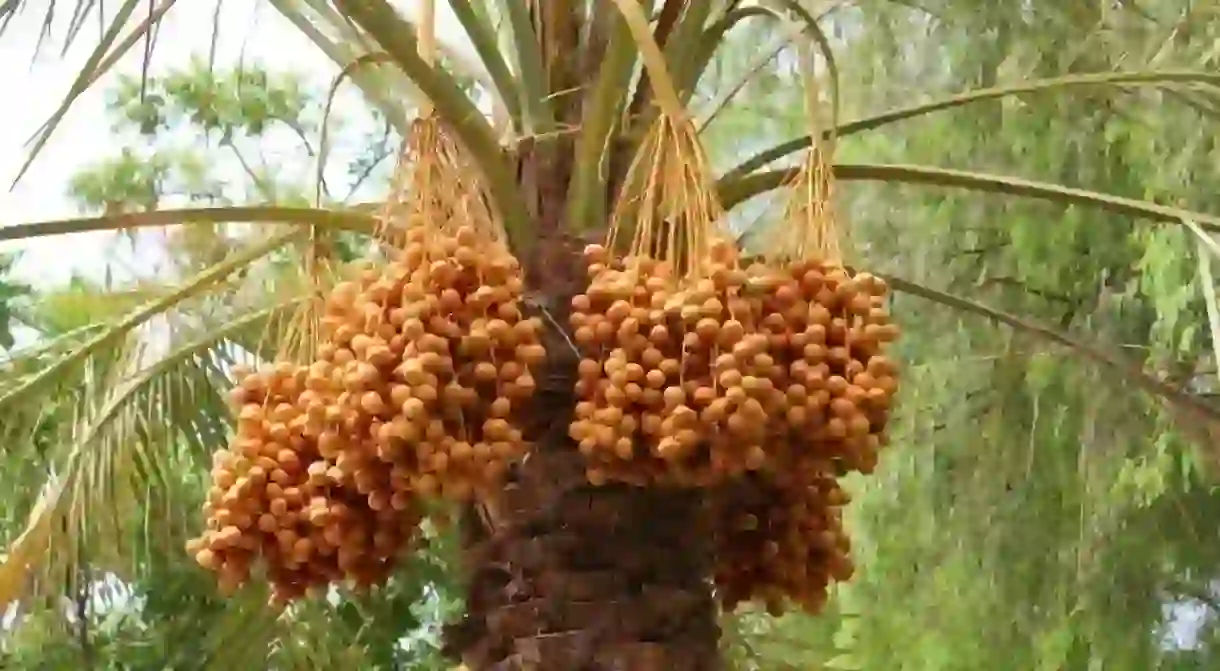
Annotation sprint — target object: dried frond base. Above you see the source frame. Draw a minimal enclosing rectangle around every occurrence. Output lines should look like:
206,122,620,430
443,450,721,671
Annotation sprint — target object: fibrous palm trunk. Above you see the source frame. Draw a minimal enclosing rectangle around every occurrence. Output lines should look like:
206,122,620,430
442,237,722,670
434,1,724,663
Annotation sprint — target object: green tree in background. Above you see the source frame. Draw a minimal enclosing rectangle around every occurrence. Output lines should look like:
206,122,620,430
67,58,392,274
0,252,31,350
0,62,458,669
0,1,1218,669
70,57,400,210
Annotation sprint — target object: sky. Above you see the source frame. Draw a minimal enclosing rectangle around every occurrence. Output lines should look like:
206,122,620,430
0,0,462,628
0,1,341,625
0,3,302,283
0,1,472,287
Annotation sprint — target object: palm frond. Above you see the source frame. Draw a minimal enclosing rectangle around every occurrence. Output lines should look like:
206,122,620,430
564,7,637,231
186,585,283,669
724,163,1220,231
1183,219,1220,390
0,230,312,606
0,289,307,600
724,70,1220,179
886,275,1220,424
13,0,176,186
495,0,552,132
0,207,376,243
0,322,108,366
449,0,522,131
336,0,533,252
0,232,294,416
266,0,411,133
663,0,715,103
20,285,162,335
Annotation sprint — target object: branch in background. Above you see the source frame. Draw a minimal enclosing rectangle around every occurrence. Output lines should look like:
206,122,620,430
254,146,281,203
722,70,1220,180
221,138,281,202
318,51,398,212
981,276,1076,304
345,131,395,202
698,38,788,133
771,0,841,139
75,575,92,670
283,119,318,157
686,5,778,102
954,246,1000,257
268,0,408,132
13,0,178,187
0,208,377,244
722,163,1220,232
886,274,1220,424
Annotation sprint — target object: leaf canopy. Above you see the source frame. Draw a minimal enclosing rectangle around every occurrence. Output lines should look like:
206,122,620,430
1,1,1220,668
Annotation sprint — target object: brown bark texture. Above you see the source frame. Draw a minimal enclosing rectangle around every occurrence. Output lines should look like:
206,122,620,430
442,450,722,671
440,3,728,658
441,235,723,670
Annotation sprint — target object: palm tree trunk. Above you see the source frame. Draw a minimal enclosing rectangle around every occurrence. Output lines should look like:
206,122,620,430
442,237,722,670
445,462,721,669
445,452,720,670
438,2,724,658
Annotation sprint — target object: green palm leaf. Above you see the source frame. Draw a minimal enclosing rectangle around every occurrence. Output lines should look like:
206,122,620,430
724,70,1220,179
3,2,1220,669
725,163,1220,230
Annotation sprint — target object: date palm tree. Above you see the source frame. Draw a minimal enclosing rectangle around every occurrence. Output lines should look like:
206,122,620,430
2,1,1220,669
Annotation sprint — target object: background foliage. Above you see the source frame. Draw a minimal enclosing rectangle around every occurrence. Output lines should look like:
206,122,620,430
0,63,455,670
1,1,1220,669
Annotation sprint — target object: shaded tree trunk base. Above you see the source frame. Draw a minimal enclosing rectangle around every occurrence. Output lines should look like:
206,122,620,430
440,231,723,669
443,447,721,671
